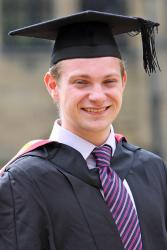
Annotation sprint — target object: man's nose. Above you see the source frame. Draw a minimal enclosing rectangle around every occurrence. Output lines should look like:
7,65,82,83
88,84,106,103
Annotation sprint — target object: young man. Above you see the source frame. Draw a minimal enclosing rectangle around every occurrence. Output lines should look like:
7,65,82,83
0,11,166,250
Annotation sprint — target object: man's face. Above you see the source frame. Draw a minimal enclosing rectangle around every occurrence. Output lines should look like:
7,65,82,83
45,57,127,144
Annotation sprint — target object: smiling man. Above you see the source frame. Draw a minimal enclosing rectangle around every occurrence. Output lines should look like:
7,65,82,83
45,57,126,145
0,10,166,250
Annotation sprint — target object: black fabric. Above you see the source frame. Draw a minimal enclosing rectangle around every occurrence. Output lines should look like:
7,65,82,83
8,11,143,39
8,10,160,73
0,139,167,249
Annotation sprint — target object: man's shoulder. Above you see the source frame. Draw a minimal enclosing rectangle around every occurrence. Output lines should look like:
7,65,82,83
122,140,166,169
4,139,83,176
3,140,61,175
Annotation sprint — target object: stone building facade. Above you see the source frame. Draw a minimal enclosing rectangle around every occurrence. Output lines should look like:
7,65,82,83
0,0,167,165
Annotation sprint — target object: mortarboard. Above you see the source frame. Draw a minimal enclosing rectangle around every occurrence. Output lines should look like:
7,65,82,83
9,10,160,74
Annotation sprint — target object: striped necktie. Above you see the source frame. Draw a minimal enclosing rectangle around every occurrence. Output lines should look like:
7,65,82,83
92,144,143,250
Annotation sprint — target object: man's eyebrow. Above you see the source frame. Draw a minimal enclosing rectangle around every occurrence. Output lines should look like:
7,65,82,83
70,74,91,78
69,73,119,79
103,74,120,78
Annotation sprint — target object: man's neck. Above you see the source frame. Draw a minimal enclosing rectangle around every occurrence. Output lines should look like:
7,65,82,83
61,125,111,146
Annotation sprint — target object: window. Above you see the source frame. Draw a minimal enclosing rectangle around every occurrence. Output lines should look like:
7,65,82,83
2,0,52,52
81,0,127,14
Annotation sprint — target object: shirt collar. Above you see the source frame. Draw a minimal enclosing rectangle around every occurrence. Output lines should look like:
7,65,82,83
49,119,116,160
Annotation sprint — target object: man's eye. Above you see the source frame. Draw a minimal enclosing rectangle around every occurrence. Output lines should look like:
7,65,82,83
75,79,87,84
104,79,117,84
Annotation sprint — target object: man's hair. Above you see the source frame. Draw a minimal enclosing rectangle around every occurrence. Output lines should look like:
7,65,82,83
49,62,63,82
49,59,126,82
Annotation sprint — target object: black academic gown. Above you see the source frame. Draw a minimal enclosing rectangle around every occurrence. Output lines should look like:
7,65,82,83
0,138,167,250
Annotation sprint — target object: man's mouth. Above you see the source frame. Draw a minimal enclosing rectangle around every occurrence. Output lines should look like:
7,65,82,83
82,106,111,113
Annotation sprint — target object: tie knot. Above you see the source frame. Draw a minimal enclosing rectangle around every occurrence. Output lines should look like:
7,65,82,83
92,144,112,169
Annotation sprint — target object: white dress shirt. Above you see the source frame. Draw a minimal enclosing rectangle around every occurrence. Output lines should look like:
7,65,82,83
50,119,136,209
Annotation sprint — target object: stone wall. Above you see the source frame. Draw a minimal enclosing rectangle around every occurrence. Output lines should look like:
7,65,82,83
0,53,57,164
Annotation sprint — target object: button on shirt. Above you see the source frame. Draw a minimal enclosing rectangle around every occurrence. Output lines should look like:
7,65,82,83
49,119,136,210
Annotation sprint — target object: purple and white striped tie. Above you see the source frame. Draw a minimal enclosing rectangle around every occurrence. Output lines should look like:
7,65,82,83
92,144,143,250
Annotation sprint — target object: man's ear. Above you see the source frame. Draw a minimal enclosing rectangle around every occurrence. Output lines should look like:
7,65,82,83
44,72,59,101
122,70,127,90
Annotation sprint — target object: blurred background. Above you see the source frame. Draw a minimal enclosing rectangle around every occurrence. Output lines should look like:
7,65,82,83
0,0,167,166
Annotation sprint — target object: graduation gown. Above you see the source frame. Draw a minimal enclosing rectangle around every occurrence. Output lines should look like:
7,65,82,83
0,138,167,250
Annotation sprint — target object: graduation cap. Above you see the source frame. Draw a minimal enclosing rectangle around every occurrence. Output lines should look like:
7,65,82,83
9,10,160,74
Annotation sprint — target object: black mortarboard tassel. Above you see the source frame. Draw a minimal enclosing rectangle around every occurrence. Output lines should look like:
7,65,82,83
138,18,160,75
8,10,160,74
